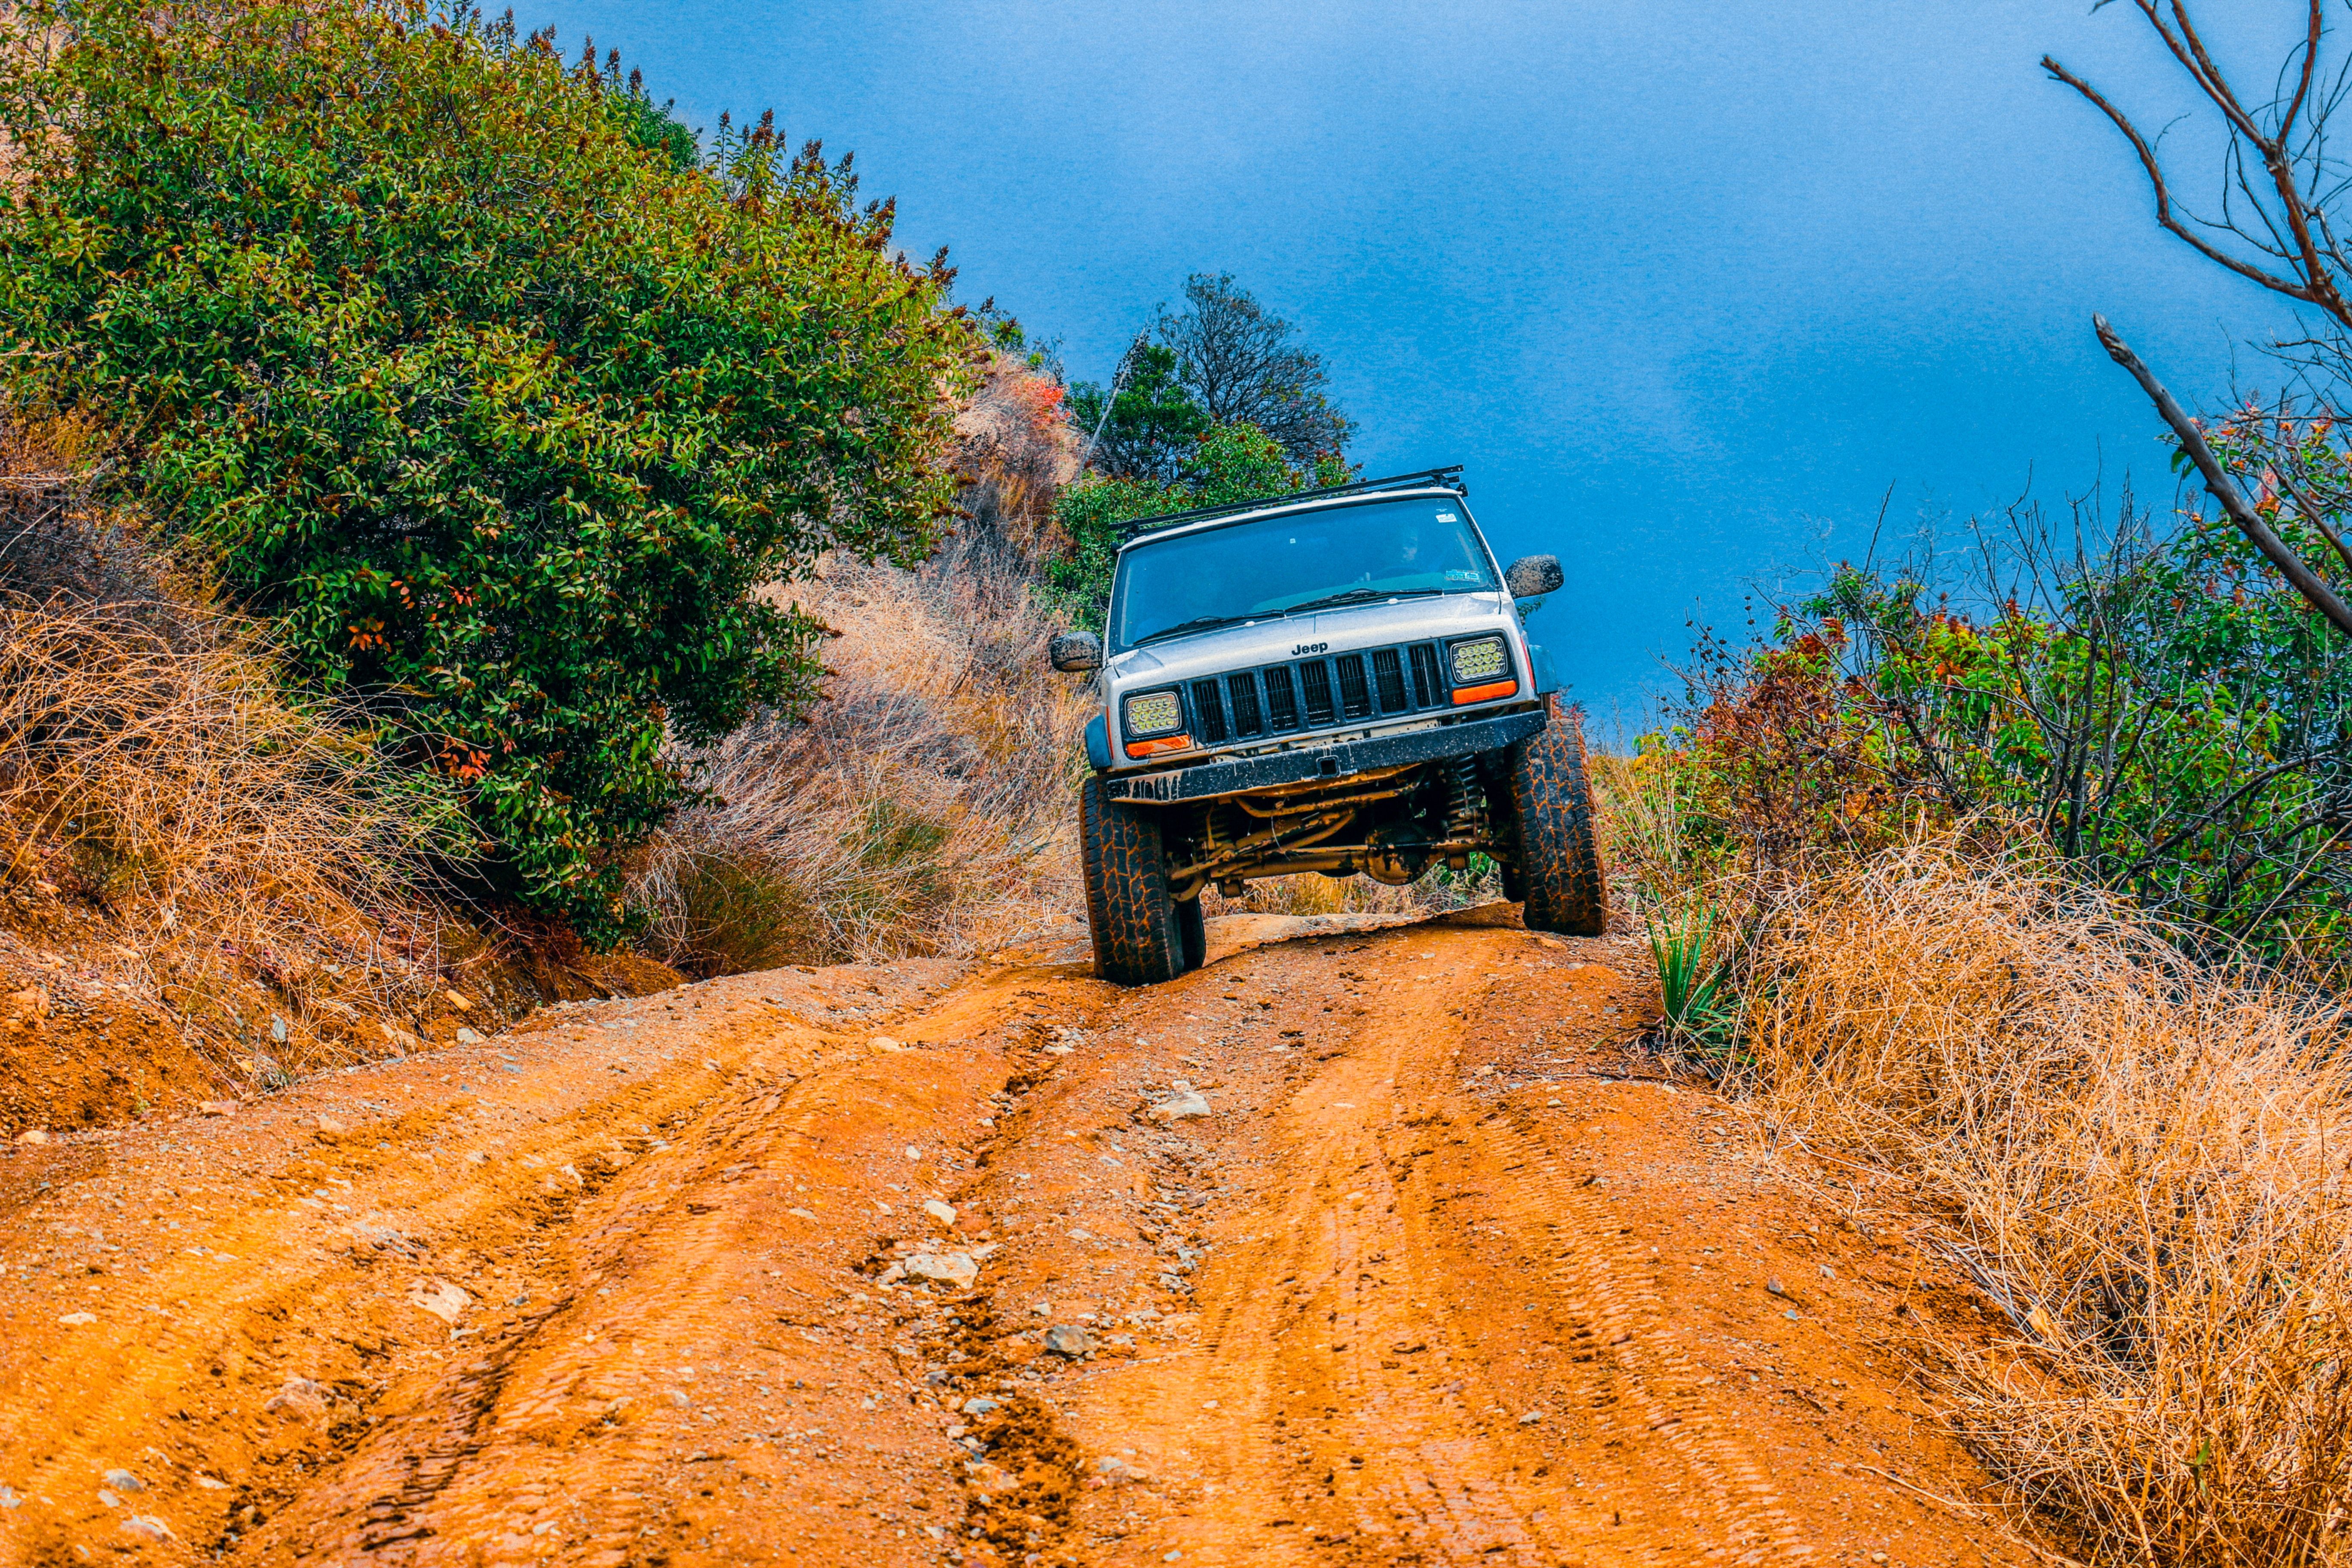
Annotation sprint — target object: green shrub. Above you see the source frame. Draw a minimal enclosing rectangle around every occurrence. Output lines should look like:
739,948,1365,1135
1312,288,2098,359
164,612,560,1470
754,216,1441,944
0,0,980,942
1669,497,2352,966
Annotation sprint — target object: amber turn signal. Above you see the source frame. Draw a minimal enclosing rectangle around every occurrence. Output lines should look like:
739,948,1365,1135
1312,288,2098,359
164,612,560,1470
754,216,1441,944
1450,679,1518,705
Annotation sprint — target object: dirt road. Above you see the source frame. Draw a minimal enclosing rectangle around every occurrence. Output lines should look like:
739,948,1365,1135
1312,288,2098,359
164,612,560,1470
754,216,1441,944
0,908,2025,1568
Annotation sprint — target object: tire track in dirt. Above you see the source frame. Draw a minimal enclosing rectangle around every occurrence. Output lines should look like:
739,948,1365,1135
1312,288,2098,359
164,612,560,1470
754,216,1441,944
0,913,2028,1568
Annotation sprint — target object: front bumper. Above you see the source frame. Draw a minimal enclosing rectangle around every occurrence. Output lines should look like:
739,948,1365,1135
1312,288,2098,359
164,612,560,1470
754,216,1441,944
1100,708,1546,804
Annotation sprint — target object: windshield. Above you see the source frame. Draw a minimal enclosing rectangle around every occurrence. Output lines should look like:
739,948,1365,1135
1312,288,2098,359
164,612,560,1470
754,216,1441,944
1107,496,1498,650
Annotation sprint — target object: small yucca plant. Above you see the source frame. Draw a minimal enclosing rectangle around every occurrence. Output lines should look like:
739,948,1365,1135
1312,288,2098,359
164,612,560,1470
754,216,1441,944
1645,897,1736,1053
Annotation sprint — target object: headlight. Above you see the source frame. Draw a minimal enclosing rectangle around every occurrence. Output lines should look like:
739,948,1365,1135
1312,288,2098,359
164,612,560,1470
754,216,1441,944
1449,636,1510,685
1122,689,1184,737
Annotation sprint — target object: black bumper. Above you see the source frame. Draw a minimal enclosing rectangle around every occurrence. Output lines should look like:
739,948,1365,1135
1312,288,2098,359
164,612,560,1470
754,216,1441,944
1101,708,1546,804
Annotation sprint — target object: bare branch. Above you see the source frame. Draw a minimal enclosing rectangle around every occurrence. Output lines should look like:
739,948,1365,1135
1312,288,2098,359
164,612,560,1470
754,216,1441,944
2043,55,2329,309
2095,314,2352,638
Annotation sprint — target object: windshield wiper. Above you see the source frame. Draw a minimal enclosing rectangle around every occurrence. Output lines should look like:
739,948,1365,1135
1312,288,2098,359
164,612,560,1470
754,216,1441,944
1132,612,1262,647
1281,586,1445,616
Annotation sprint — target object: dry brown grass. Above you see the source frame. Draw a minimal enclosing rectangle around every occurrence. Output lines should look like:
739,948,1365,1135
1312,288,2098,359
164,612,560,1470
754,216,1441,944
0,410,505,1098
1738,840,2352,1567
631,526,1092,974
1203,865,1502,920
0,597,481,1053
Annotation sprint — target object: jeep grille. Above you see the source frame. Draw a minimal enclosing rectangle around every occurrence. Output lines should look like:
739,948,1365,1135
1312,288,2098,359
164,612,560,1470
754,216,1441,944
1175,639,1481,746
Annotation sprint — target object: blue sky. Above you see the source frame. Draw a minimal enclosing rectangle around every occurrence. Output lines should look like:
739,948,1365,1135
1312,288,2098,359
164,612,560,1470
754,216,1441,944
527,0,2307,724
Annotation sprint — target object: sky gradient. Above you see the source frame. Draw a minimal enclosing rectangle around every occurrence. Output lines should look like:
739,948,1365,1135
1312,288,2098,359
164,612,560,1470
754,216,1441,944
524,0,2309,726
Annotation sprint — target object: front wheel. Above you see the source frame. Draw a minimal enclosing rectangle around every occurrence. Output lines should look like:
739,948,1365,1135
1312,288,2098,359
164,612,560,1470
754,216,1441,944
1506,696,1607,936
1081,778,1204,985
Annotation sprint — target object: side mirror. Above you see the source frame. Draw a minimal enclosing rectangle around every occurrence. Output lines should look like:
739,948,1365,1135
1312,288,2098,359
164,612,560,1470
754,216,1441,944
1504,554,1564,599
1049,630,1103,672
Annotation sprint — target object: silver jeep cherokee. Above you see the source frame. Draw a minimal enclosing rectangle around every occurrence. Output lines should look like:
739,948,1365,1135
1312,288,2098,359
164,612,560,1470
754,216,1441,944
1050,467,1605,986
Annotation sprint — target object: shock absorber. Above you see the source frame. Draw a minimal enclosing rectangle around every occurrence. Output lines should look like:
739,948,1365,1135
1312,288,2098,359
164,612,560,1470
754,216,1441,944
1442,756,1482,866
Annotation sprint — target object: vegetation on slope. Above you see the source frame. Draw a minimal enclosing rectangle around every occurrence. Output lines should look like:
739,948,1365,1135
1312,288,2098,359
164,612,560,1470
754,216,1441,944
0,0,981,941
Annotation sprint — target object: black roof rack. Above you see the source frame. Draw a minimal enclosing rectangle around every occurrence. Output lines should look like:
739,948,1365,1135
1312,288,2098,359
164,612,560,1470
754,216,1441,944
1112,465,1466,540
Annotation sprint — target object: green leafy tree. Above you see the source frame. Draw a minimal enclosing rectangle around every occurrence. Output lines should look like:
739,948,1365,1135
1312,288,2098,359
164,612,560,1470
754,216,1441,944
1155,273,1353,468
1046,423,1351,632
1067,342,1209,484
1070,275,1353,484
0,0,982,942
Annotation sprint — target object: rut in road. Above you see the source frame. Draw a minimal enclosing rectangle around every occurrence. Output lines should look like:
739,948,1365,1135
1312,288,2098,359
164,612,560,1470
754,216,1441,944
0,910,2023,1568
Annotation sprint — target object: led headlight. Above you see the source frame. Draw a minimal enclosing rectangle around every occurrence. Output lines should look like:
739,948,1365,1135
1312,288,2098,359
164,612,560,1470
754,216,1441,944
1122,689,1185,737
1449,636,1510,686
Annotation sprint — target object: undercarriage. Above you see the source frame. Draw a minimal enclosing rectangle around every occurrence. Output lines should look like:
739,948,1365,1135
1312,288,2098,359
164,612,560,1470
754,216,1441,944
1158,754,1512,900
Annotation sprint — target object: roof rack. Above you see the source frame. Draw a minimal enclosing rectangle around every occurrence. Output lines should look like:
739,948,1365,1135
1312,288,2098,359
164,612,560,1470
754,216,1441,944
1112,465,1466,540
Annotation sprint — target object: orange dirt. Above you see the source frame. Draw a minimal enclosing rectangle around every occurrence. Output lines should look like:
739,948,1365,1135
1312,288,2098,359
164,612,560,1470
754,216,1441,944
0,910,2031,1568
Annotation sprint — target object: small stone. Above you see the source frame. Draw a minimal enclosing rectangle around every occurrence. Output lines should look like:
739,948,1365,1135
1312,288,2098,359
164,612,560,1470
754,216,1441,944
446,989,475,1011
924,1199,958,1228
1031,1300,1052,1317
1043,1324,1093,1358
57,1311,95,1326
868,1036,905,1054
380,1021,422,1053
270,1014,289,1044
960,1397,1000,1416
192,1476,227,1492
195,1101,239,1117
1150,1083,1211,1121
1819,1264,1837,1280
666,1388,693,1408
904,1145,923,1161
902,1253,978,1290
120,1514,175,1542
787,1207,818,1221
314,1115,349,1142
455,1026,485,1046
15,1128,47,1146
1764,1278,1786,1297
101,1469,144,1493
1871,1556,1888,1565
1518,1410,1545,1425
406,1278,472,1324
0,1485,18,1508
1783,1308,1801,1322
262,1377,333,1423
98,1488,121,1509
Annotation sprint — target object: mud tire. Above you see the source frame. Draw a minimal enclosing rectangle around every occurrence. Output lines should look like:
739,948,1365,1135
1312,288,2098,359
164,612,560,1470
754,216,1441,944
1506,696,1607,936
1082,777,1201,986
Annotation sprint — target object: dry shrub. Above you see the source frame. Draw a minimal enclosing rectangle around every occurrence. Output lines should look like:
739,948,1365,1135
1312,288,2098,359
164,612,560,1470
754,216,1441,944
1743,841,2352,1566
0,410,492,1084
632,527,1090,974
632,356,1093,974
0,599,469,1022
1589,747,1717,914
